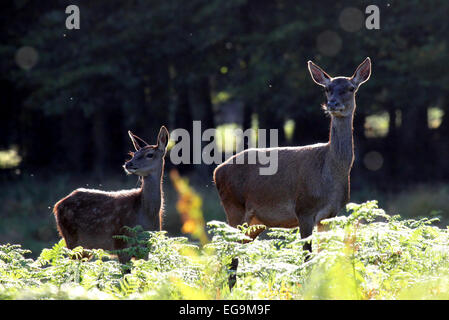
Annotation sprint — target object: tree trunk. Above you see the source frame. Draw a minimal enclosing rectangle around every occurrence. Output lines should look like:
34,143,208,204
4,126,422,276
91,108,108,179
189,76,215,178
399,103,429,182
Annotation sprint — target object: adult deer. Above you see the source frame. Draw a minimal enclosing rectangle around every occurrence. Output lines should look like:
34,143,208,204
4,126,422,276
214,58,371,253
53,126,169,263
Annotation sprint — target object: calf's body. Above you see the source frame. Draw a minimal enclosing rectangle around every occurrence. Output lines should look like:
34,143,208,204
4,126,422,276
53,126,169,262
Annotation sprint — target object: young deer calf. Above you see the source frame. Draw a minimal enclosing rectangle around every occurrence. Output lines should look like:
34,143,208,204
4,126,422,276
53,126,169,263
214,58,371,253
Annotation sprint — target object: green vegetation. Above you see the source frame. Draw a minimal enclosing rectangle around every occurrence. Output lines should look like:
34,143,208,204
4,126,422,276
1,201,448,300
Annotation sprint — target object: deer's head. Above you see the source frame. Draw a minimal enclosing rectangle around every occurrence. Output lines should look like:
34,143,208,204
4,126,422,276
123,126,169,176
308,57,371,118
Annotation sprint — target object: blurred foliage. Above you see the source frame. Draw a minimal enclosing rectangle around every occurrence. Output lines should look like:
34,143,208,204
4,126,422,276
170,169,208,245
0,148,22,169
364,112,389,138
386,184,449,224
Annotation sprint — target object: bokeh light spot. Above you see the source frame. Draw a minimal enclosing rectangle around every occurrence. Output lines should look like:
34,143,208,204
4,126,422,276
339,7,364,32
316,30,342,57
15,46,39,70
363,151,384,171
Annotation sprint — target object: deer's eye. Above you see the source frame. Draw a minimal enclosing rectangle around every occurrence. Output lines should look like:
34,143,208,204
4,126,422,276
349,87,355,92
146,153,154,159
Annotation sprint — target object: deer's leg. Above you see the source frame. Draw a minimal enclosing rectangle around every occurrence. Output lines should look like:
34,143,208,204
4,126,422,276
314,205,334,230
313,206,336,252
298,217,315,253
113,236,132,264
63,237,76,250
219,198,245,290
228,257,239,290
221,199,245,228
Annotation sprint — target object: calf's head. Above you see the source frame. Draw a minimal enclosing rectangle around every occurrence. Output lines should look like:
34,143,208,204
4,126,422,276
123,126,169,177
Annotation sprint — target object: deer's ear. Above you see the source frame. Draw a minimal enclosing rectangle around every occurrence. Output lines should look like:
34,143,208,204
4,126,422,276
128,130,141,151
308,61,331,87
351,57,371,87
157,126,169,151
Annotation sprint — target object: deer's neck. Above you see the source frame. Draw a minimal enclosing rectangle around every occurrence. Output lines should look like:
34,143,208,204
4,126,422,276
328,112,354,173
139,164,164,230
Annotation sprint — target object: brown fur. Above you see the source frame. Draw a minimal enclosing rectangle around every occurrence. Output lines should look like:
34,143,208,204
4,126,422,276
214,58,371,252
54,188,144,250
53,126,169,263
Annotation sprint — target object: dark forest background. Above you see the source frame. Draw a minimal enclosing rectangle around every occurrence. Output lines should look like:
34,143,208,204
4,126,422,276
1,0,448,256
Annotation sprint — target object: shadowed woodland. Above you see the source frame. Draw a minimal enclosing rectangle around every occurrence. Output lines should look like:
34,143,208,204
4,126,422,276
1,0,449,255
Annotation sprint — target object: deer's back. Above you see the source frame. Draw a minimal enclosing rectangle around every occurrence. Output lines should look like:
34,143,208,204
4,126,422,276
53,188,142,247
